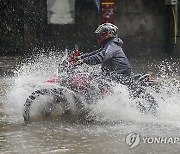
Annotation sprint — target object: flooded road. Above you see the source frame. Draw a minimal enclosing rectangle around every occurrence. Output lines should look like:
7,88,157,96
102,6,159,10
0,55,180,154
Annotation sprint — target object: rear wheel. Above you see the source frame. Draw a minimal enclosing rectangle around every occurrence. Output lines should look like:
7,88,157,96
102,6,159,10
136,92,158,114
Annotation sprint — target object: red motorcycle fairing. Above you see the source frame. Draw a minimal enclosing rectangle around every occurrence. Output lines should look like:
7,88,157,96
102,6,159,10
44,78,61,83
44,74,111,94
68,74,90,90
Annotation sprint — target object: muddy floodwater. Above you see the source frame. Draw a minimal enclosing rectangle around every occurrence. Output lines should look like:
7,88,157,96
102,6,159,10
0,55,180,154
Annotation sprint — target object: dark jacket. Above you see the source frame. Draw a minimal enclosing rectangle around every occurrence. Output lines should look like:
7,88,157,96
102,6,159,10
81,38,132,77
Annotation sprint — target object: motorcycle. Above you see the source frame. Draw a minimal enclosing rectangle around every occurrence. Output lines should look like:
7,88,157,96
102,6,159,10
23,48,158,122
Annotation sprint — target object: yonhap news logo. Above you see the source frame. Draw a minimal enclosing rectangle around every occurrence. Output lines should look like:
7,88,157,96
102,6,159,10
125,132,180,148
125,133,140,148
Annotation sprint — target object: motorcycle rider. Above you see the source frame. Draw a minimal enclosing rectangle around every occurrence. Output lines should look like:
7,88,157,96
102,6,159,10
76,23,132,83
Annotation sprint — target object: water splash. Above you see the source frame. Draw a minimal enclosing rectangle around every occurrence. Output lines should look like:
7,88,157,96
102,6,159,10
3,53,180,126
88,59,180,126
3,52,61,123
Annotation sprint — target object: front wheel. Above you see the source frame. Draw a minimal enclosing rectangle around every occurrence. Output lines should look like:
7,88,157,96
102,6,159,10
23,87,83,122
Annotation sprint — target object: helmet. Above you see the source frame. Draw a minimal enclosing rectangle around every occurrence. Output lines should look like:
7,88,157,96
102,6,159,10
95,23,118,43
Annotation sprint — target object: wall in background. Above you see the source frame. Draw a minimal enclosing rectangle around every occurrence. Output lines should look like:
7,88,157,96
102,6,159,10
0,0,179,57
